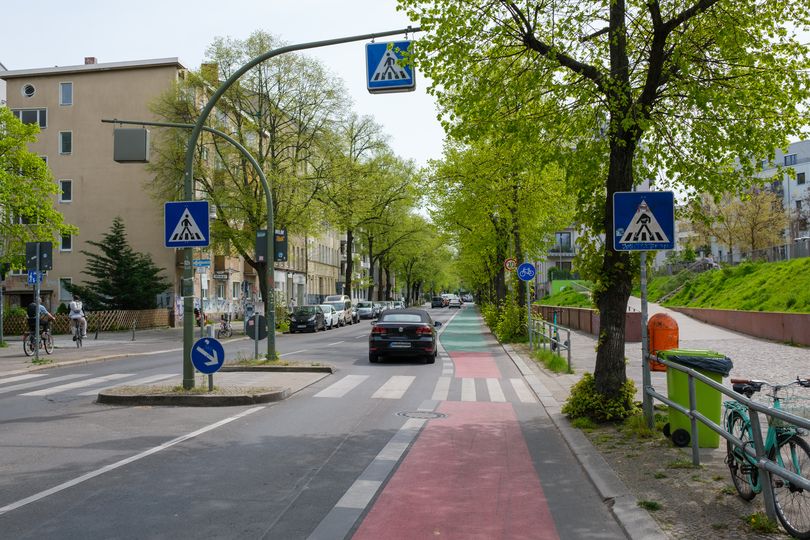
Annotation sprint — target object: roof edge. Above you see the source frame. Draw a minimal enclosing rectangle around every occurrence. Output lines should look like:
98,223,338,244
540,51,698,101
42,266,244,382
0,58,186,79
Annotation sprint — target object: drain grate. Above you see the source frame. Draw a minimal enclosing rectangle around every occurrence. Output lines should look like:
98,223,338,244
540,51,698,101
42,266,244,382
397,411,447,420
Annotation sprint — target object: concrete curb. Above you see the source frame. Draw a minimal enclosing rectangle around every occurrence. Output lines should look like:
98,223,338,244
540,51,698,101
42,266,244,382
219,365,334,373
501,343,666,540
97,386,290,406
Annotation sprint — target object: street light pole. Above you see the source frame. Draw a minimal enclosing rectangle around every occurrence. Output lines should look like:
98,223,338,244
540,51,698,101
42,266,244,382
179,26,419,388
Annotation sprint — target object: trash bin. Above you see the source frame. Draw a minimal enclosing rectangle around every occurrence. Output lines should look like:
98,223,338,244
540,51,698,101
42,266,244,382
659,349,733,448
648,313,679,372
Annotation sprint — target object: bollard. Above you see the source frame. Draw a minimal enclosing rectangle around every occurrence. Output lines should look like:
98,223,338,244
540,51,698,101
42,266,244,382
131,320,136,341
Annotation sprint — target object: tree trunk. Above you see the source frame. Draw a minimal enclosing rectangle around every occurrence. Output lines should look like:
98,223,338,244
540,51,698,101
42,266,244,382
367,236,375,301
384,263,392,300
344,229,354,299
512,184,525,307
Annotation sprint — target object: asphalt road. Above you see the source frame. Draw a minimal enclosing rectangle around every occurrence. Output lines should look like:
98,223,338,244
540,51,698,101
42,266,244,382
0,306,625,539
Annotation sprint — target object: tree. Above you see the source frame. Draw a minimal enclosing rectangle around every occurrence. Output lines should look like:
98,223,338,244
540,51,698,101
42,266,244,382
68,217,170,310
399,0,810,397
734,190,788,257
689,193,743,263
0,107,76,268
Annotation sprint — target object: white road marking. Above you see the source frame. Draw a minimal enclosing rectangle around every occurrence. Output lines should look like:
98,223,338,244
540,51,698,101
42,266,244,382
461,378,476,402
0,373,46,385
0,406,263,517
314,375,368,398
327,341,345,346
77,373,175,396
371,376,415,399
431,376,450,401
376,441,410,461
22,374,134,396
486,378,506,402
279,349,307,357
335,479,382,509
0,374,87,395
510,378,537,403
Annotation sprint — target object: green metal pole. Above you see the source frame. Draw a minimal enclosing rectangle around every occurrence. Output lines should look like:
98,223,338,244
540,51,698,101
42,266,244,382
180,26,419,371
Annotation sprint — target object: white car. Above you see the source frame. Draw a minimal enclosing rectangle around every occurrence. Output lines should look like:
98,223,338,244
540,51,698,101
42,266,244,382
319,304,338,329
326,300,350,326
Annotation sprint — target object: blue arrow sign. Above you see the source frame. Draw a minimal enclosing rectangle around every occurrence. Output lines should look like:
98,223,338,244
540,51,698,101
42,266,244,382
164,201,210,248
517,262,536,282
613,191,675,251
27,270,41,284
366,41,416,94
191,337,225,374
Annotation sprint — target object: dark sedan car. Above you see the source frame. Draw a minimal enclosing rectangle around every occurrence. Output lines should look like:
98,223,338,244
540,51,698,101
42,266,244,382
430,296,444,308
368,308,442,364
289,305,326,333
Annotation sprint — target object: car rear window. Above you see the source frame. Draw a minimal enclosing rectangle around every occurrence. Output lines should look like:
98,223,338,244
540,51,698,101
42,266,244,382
357,302,372,308
432,297,442,301
380,314,424,323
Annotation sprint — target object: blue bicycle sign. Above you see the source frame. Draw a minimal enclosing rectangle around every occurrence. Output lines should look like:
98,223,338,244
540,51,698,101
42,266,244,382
517,262,536,281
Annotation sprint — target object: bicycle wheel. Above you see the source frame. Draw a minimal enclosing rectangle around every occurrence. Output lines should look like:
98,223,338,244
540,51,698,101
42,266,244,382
43,333,54,354
726,412,757,501
772,435,810,538
22,334,33,357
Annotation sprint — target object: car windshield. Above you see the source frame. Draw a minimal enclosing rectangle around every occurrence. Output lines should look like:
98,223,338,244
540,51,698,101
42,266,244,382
328,302,345,310
294,306,316,315
380,314,424,323
357,302,372,308
319,305,332,312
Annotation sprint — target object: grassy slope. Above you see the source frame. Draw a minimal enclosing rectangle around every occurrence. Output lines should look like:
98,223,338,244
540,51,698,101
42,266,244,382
652,258,810,313
537,288,594,308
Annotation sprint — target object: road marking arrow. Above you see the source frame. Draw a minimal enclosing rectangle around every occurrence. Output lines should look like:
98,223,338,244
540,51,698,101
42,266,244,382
196,345,219,366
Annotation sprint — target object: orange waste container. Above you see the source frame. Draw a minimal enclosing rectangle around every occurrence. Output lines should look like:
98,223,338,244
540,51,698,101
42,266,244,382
648,313,678,372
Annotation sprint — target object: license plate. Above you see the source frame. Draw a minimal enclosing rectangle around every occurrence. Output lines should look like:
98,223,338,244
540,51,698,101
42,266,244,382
390,342,411,348
297,325,307,328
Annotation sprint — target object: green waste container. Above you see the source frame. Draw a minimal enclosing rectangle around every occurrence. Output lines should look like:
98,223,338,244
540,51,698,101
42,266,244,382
659,349,733,448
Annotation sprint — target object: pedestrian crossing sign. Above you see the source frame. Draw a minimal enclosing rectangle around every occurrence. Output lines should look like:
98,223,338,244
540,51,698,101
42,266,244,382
613,191,674,251
164,201,210,248
366,41,416,94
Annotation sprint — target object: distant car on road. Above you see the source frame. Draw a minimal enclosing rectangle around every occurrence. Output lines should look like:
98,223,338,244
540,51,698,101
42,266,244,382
289,305,326,333
356,300,375,319
431,296,444,308
326,300,351,326
372,302,385,317
319,304,338,329
392,300,405,309
368,308,442,364
448,296,462,309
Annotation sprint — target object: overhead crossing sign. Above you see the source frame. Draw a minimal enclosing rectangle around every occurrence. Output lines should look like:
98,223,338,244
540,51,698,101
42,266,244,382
613,191,675,251
366,41,416,94
164,201,210,248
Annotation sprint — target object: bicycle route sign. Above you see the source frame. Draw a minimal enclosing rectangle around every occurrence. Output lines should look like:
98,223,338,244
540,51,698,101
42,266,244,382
164,201,210,248
613,191,674,251
191,337,225,374
517,262,536,282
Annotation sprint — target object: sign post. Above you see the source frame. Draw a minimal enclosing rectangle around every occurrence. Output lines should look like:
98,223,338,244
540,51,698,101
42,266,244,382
191,337,225,391
517,262,537,351
613,191,675,428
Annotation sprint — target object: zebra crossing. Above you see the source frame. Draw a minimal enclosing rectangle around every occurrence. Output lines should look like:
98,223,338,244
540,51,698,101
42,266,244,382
0,371,176,398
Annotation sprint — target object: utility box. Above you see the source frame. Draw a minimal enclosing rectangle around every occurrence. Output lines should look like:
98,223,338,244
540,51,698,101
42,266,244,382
113,128,150,163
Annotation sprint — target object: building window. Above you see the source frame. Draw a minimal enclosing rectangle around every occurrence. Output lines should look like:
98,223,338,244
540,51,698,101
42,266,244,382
785,154,798,166
216,283,225,299
22,83,36,97
553,232,572,253
59,180,72,203
798,172,806,185
59,82,73,106
61,234,72,252
12,108,47,128
59,131,72,154
232,282,241,299
59,278,72,301
797,200,803,212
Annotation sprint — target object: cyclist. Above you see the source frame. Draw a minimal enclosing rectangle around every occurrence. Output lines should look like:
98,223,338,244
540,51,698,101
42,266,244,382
68,294,87,338
26,297,56,337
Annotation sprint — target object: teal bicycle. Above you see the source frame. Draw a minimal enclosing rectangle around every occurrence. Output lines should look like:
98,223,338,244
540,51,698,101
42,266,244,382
724,377,810,538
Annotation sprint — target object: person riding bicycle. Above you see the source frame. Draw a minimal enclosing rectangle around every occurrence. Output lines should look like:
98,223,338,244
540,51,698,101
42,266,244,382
68,294,87,338
26,297,55,336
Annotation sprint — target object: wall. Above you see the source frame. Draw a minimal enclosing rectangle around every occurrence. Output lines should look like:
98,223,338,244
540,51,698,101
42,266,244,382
535,305,642,342
670,307,810,346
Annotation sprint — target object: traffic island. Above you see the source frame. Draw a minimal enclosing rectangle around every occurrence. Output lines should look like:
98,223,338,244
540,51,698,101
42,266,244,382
96,367,333,407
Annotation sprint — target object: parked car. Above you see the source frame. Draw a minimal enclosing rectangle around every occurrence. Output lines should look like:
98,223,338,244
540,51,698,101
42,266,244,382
356,301,375,319
327,300,352,326
368,308,442,364
324,294,350,303
289,305,326,333
350,303,360,324
431,296,445,308
392,300,405,309
448,296,463,309
372,302,385,317
319,304,338,329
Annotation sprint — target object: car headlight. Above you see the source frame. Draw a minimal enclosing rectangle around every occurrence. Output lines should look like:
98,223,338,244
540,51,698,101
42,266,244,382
308,316,316,322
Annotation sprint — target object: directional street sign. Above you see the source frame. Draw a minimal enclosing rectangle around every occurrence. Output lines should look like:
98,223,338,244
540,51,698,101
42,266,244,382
191,337,225,374
366,41,415,94
164,201,210,248
517,262,536,282
192,259,211,267
613,191,675,251
27,270,42,285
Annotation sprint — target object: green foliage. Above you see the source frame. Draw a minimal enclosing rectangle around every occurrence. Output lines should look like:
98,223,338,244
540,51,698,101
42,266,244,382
480,302,500,330
56,303,69,315
531,348,572,373
562,373,639,423
3,306,26,319
539,289,593,308
637,500,662,512
571,417,597,430
67,217,171,310
744,513,779,534
494,295,527,343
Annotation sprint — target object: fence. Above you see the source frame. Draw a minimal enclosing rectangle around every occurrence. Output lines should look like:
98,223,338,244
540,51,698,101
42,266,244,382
646,354,810,526
2,308,171,336
529,318,572,371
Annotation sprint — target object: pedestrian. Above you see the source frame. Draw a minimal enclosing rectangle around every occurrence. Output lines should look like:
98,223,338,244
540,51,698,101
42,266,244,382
289,297,297,310
69,294,88,338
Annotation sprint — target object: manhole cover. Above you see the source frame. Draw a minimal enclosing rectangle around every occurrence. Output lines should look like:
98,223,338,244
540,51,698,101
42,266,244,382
396,411,447,419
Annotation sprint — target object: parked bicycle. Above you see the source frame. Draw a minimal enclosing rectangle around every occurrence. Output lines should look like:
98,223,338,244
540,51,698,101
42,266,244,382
724,377,810,538
22,326,54,356
217,313,233,339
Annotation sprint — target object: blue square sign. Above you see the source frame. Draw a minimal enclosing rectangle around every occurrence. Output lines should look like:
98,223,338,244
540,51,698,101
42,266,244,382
164,201,210,248
613,191,675,251
366,41,415,94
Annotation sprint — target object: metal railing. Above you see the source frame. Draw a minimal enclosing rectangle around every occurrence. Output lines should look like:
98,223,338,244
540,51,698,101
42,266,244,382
530,318,572,371
646,355,810,521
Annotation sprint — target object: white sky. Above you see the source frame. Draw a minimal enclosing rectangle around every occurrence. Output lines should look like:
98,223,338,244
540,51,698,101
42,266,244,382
0,0,446,167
